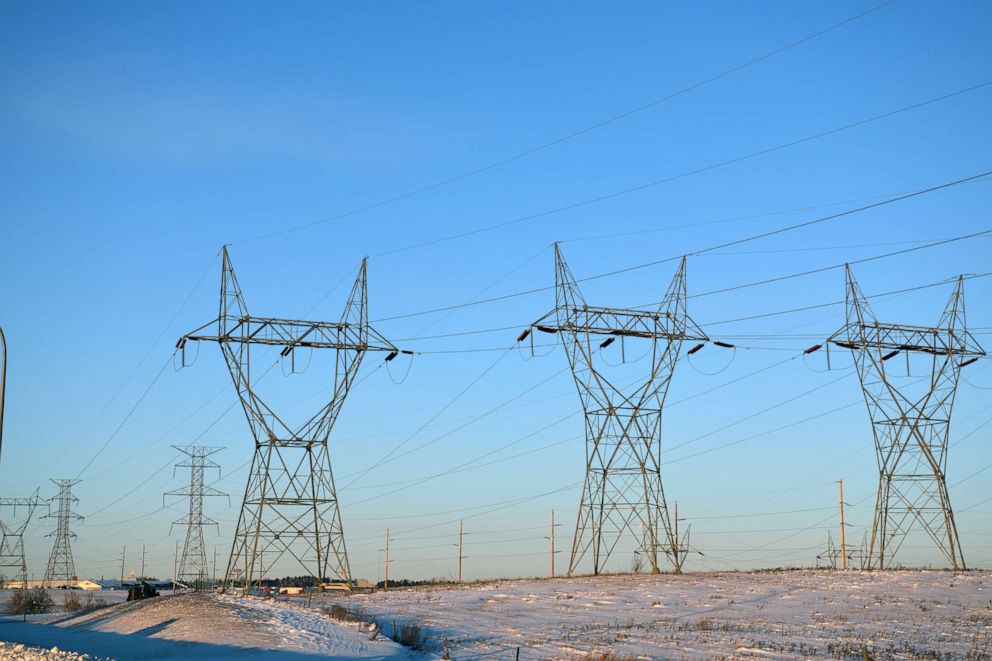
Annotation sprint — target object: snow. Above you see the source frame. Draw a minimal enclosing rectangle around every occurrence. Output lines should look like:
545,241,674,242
0,592,426,660
320,569,992,659
0,641,106,660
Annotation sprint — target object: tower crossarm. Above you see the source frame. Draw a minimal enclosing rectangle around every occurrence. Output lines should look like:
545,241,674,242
532,305,709,342
829,321,985,358
180,317,397,354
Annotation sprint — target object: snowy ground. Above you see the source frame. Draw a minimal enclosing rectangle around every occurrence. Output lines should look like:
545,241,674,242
319,570,992,660
0,592,425,660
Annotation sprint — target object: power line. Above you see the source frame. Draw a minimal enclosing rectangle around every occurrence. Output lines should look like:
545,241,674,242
371,83,991,258
371,171,992,323
229,1,894,246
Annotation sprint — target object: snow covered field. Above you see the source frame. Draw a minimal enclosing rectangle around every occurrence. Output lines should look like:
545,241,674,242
0,572,988,659
322,570,992,660
0,591,423,660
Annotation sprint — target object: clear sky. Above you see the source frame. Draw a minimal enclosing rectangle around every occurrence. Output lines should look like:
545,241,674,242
1,1,990,583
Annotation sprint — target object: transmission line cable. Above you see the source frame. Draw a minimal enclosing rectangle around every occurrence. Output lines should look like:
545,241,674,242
229,1,894,246
371,171,992,323
371,82,991,258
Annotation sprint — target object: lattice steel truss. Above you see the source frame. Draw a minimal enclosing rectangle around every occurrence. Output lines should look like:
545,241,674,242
42,479,82,587
179,247,398,590
0,490,43,587
165,446,227,590
829,267,985,569
528,245,707,575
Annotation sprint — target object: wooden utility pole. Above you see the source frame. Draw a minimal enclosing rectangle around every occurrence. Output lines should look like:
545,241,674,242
384,528,390,591
457,520,464,584
119,546,126,585
140,545,146,580
838,480,847,570
550,510,556,579
672,502,681,575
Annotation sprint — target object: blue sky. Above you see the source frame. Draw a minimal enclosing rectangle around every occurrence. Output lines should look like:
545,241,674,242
1,1,990,583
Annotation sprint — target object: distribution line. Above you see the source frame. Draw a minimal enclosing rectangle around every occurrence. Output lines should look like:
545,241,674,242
229,1,894,247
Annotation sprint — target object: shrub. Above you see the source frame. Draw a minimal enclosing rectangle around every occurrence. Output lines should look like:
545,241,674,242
83,592,109,609
6,588,54,614
393,622,425,649
63,590,82,612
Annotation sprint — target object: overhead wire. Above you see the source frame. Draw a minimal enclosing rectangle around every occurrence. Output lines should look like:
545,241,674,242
229,0,895,247
370,82,991,258
370,171,992,324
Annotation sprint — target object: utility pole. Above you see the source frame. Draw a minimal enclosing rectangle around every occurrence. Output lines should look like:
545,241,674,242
164,446,226,590
522,246,708,576
384,528,390,591
674,502,680,573
838,480,847,571
176,248,404,591
119,546,126,585
829,268,985,569
457,520,463,584
213,547,218,587
550,510,556,579
140,545,146,580
0,326,7,463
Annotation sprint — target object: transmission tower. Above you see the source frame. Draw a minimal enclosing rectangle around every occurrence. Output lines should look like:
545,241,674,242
0,489,43,588
178,247,400,591
829,267,985,569
165,446,227,590
42,479,82,588
524,245,708,576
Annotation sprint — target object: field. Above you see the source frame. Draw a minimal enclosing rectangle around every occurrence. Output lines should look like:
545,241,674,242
323,569,992,660
0,571,989,660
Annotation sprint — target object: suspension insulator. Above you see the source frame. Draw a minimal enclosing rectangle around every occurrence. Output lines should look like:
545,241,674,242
803,344,822,355
385,351,398,362
687,343,705,355
713,341,735,349
599,337,615,349
517,329,531,343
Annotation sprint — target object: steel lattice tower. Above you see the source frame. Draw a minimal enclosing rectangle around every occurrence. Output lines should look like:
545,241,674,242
829,267,985,569
528,245,707,576
42,479,82,587
165,446,226,590
0,490,43,587
178,247,399,590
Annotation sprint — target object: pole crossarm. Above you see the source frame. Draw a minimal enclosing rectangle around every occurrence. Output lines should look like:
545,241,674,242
177,246,401,592
532,305,709,343
530,244,706,577
829,322,985,358
830,265,983,570
180,317,396,354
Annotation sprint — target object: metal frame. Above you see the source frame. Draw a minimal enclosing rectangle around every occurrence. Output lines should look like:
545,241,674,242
829,266,985,569
179,247,398,591
165,445,227,590
531,245,707,575
42,479,82,588
0,489,43,587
